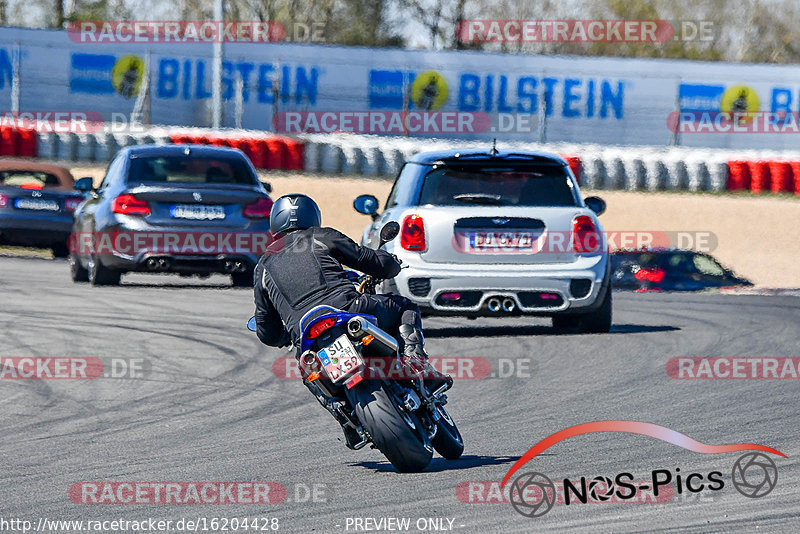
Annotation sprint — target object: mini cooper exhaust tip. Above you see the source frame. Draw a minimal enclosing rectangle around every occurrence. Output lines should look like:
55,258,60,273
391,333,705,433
502,298,516,313
486,296,517,313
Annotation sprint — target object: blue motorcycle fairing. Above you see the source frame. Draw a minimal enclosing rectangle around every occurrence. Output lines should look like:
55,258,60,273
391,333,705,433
299,305,377,353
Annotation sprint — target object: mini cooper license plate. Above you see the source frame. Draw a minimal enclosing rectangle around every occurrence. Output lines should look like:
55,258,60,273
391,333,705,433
467,231,534,250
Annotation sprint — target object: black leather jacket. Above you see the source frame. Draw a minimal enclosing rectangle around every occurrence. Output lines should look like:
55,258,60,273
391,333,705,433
253,226,401,347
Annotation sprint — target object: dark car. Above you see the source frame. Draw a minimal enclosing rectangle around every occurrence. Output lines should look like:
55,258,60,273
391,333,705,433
69,145,273,287
0,159,87,257
611,249,753,291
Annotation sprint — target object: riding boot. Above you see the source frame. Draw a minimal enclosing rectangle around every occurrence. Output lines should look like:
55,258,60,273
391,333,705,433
397,324,451,392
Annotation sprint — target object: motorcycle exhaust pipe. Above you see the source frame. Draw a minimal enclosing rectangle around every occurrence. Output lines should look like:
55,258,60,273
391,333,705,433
502,298,516,313
347,317,399,353
487,297,501,313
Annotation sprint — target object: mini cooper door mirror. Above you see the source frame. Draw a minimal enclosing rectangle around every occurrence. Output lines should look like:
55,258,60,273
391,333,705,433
584,196,606,216
353,194,380,219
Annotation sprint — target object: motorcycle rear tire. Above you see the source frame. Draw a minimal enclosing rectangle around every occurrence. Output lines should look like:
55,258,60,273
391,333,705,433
346,380,432,473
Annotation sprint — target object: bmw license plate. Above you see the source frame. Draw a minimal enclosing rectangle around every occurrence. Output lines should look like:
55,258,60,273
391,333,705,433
317,335,364,384
14,198,60,211
170,204,225,220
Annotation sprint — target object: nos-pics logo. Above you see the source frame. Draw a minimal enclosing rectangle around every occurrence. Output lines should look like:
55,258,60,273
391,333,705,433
502,421,784,518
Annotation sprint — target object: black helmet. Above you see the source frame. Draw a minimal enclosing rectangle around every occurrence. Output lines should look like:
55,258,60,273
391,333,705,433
269,194,321,235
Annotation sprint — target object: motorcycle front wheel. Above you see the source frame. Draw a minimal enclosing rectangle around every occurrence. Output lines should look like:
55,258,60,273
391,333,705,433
345,379,433,473
431,404,464,460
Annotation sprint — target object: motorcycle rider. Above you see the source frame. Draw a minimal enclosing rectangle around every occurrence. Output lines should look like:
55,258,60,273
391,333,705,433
253,194,448,444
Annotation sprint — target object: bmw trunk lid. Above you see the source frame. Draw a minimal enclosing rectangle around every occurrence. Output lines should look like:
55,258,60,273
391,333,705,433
123,184,266,228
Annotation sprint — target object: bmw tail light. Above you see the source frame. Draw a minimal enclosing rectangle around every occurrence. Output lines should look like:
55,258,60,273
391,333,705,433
244,197,273,218
634,267,665,283
401,214,426,251
0,194,7,208
112,194,150,216
307,317,337,339
572,215,599,253
65,197,83,213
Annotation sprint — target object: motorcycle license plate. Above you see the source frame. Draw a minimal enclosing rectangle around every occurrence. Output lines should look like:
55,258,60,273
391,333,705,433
317,335,364,384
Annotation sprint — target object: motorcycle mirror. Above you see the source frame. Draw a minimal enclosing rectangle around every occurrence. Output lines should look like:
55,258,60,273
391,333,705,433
379,221,400,246
247,316,257,332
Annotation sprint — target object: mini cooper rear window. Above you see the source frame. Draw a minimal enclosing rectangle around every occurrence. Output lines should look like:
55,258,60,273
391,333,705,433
128,156,256,185
418,165,577,207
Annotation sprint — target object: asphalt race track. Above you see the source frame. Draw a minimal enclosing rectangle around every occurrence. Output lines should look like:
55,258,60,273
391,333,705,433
1,255,798,533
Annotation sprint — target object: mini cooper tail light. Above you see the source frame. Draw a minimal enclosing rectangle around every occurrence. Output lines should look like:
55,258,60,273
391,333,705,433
572,215,599,253
401,214,426,251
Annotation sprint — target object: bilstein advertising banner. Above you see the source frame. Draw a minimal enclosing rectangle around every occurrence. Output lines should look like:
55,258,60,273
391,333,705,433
0,27,798,149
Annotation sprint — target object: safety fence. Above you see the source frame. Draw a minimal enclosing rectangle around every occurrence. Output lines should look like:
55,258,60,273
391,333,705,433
1,123,799,195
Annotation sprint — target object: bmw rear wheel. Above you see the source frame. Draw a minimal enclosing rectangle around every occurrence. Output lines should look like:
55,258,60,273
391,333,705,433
88,254,121,286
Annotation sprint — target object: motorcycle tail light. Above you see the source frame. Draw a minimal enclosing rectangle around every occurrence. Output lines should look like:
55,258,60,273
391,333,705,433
307,317,337,339
112,194,150,216
0,194,8,207
345,374,364,389
572,215,599,253
244,197,273,218
401,214,426,251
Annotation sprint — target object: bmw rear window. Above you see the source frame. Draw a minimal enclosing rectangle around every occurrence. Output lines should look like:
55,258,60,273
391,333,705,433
418,165,578,207
128,156,257,185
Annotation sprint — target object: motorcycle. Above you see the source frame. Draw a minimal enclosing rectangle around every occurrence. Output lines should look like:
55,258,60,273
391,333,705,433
248,221,463,472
